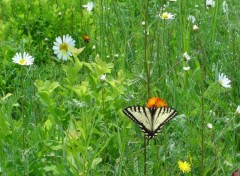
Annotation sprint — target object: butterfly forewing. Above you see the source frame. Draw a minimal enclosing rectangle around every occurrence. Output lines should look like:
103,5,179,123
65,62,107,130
123,106,153,136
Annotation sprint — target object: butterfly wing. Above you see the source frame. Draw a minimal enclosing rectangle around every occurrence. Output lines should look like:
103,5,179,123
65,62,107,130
152,107,177,138
123,106,178,139
123,106,153,138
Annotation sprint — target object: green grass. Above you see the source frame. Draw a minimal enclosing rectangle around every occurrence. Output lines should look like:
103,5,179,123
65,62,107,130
0,0,239,175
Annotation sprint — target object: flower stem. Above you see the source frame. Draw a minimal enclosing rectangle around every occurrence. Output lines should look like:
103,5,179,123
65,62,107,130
198,36,205,176
21,66,25,147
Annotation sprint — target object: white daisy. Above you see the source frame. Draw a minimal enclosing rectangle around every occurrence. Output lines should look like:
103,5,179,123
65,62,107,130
82,2,94,12
52,34,75,61
12,52,34,65
183,52,191,61
236,105,240,114
160,12,175,20
218,73,231,88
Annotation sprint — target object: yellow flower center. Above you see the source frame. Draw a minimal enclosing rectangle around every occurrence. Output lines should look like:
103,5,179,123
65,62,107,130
162,13,169,19
60,42,69,51
19,59,26,65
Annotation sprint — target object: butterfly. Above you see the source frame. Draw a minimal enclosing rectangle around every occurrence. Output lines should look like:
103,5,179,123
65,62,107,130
123,106,177,140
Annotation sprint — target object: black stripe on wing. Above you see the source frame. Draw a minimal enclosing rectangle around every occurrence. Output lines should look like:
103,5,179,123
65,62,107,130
123,106,178,140
123,106,152,137
152,107,177,137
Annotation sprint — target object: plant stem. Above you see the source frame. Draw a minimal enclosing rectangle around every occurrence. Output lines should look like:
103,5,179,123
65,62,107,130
21,66,25,148
102,85,104,112
144,0,150,175
153,59,183,85
144,1,150,97
198,36,205,176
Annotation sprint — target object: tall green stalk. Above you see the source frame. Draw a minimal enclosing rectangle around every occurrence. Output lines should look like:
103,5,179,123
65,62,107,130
198,36,205,176
144,0,150,175
20,66,25,147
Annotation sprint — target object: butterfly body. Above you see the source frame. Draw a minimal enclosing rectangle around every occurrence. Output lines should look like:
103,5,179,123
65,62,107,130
123,106,177,139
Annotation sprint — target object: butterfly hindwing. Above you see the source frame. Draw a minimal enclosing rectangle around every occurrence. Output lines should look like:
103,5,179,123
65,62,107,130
123,106,177,139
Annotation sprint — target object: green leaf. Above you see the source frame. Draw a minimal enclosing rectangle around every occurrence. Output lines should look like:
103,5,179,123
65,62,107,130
70,81,91,98
43,119,52,130
82,61,94,72
37,91,52,106
92,55,114,75
51,144,63,150
0,93,13,103
62,59,83,85
35,80,60,95
44,165,60,175
91,157,102,169
78,125,86,141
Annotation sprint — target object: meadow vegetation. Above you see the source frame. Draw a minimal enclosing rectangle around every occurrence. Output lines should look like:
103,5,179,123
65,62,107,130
0,0,239,175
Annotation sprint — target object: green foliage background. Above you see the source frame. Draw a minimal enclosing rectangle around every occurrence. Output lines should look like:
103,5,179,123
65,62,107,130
0,0,239,175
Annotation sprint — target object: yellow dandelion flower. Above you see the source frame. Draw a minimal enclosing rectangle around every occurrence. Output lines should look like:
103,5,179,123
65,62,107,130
178,160,191,173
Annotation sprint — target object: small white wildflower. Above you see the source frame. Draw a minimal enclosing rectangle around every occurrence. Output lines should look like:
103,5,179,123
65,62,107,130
207,123,213,129
183,66,190,71
193,24,199,31
142,21,146,26
58,12,62,16
92,45,96,50
236,106,240,114
100,74,106,82
206,0,215,8
218,73,231,88
209,110,216,117
187,15,196,23
114,54,119,58
82,2,94,12
183,52,191,61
